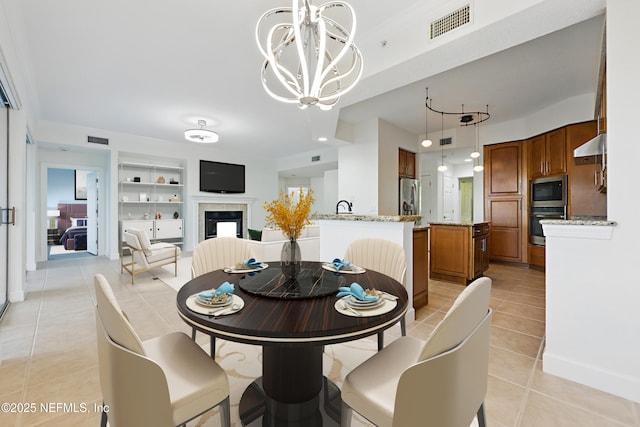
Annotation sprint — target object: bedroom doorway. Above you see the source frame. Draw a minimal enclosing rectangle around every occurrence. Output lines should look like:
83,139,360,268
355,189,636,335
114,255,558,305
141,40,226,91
46,167,99,259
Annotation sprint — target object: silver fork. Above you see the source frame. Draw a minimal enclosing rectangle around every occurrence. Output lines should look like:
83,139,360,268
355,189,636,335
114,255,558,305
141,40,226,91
342,301,362,317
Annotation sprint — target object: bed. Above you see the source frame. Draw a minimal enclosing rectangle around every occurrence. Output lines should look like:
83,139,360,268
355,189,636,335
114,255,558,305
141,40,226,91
56,203,88,250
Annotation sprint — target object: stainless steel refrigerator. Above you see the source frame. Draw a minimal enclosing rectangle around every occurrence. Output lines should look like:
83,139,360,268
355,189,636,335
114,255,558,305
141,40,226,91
399,178,420,216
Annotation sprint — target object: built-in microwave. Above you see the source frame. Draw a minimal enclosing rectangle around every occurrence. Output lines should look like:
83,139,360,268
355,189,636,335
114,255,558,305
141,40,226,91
530,175,567,207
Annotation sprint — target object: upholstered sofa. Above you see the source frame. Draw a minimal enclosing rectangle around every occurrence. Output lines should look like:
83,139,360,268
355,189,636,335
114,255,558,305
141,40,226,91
244,225,320,262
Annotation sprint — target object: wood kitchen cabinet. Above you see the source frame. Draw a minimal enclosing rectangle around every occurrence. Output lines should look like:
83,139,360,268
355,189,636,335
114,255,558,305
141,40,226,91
528,127,567,179
484,141,526,263
412,228,429,309
430,222,490,285
566,121,606,218
399,148,416,178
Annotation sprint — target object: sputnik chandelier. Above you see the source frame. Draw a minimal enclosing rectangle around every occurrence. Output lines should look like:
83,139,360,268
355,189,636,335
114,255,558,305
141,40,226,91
255,0,363,110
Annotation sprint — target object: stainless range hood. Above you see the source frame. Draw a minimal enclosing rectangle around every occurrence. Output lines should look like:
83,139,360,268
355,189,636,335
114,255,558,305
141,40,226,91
574,133,606,158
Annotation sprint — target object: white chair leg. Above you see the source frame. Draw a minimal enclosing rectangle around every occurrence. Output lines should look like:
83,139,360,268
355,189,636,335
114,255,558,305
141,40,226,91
341,402,353,427
477,402,487,427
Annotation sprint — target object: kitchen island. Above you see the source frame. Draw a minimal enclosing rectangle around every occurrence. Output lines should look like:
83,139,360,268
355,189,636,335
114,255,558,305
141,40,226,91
429,222,490,285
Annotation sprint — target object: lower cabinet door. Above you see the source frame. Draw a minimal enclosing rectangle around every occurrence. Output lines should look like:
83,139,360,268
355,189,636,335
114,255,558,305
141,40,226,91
155,219,183,239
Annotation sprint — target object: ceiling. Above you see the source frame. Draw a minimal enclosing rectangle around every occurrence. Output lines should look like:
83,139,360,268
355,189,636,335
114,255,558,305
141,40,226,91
10,0,606,173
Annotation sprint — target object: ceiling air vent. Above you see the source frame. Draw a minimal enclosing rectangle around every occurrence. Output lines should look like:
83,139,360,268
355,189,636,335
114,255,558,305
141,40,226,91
87,136,109,145
440,137,453,146
311,155,321,162
430,4,470,39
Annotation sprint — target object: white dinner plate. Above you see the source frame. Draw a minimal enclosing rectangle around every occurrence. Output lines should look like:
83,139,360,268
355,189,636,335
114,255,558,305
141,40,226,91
321,263,366,274
223,263,269,273
345,296,384,310
195,294,233,308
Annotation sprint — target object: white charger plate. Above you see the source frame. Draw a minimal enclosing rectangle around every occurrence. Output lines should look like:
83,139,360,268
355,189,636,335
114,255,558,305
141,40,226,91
223,263,269,273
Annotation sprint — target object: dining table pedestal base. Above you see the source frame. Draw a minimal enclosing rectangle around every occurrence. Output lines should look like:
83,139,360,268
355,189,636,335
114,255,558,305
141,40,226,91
239,346,341,426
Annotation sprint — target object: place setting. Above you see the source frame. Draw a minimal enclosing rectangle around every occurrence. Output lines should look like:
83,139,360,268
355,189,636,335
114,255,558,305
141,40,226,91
334,282,398,317
224,257,269,274
186,281,245,316
322,258,366,274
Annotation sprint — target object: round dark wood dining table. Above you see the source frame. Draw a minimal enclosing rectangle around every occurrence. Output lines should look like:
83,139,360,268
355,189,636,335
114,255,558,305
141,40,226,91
176,261,408,426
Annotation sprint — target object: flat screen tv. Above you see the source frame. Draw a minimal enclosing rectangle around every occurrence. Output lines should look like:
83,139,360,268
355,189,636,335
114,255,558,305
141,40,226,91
200,160,245,194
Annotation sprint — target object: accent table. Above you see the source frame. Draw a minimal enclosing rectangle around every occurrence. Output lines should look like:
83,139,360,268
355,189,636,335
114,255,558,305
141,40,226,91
176,261,408,426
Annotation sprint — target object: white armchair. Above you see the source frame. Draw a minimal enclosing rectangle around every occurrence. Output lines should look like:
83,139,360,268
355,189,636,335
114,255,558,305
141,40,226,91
120,228,180,285
341,277,492,427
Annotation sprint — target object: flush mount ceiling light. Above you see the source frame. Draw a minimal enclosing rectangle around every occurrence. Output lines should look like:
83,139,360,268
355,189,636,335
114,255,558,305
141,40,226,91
184,120,219,143
256,0,364,110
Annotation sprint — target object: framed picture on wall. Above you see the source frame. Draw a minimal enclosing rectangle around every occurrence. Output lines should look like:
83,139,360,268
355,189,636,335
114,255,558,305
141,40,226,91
75,170,88,200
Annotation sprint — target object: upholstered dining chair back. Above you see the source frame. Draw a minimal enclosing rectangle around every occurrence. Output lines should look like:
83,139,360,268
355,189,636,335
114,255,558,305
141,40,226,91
191,237,255,278
94,274,231,427
344,238,406,285
340,277,492,427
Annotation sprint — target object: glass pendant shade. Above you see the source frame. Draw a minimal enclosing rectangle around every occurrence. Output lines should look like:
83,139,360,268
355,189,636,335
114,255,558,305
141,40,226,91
473,164,484,172
421,138,433,147
438,164,448,172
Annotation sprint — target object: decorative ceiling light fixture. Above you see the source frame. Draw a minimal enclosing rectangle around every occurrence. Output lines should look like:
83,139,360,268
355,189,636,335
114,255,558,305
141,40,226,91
425,88,489,169
184,120,219,143
437,112,448,172
421,87,433,147
256,0,364,110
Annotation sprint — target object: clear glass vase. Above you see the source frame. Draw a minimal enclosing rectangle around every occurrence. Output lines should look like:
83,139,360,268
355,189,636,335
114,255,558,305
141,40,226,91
280,239,302,279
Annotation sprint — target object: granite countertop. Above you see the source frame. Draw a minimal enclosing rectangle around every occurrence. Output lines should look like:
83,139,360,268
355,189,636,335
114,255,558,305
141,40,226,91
428,221,490,227
315,213,421,223
540,219,617,226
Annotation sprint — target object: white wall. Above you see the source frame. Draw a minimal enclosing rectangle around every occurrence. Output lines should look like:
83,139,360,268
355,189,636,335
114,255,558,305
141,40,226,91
33,121,280,259
338,119,379,214
542,2,640,403
323,169,338,214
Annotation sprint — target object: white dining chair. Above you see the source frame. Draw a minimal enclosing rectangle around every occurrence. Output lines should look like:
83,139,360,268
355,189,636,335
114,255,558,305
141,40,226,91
191,236,255,355
341,277,492,427
344,237,407,350
94,274,231,427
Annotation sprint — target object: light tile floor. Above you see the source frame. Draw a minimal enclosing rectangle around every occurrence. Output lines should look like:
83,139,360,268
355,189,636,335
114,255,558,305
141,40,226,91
0,255,638,426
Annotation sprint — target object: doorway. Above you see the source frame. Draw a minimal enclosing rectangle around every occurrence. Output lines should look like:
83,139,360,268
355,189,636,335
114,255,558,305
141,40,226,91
0,102,8,317
459,177,474,223
46,167,99,259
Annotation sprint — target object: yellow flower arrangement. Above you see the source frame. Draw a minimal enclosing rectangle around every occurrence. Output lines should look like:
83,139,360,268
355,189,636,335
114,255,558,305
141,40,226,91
263,189,315,241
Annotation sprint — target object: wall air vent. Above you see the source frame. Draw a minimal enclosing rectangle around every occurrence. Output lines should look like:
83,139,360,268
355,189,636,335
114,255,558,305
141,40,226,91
311,155,321,162
88,136,109,145
430,4,470,39
440,137,453,146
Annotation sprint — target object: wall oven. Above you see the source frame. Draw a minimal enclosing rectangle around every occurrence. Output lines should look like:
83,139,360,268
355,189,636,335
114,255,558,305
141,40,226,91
529,175,567,245
530,175,567,206
529,206,566,245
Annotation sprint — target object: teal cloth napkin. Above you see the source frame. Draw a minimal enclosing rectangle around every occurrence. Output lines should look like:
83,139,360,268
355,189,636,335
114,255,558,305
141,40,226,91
242,258,263,268
198,281,235,299
336,282,378,301
332,258,352,270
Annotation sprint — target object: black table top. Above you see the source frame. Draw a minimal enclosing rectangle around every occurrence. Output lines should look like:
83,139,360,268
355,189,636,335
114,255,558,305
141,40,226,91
176,261,408,346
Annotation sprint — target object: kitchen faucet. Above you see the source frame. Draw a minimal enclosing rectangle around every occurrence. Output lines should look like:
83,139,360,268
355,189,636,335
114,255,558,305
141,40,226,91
336,200,353,214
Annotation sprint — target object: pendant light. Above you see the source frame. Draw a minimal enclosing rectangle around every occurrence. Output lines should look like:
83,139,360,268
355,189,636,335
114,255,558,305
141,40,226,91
473,122,484,172
421,88,432,147
437,112,448,172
